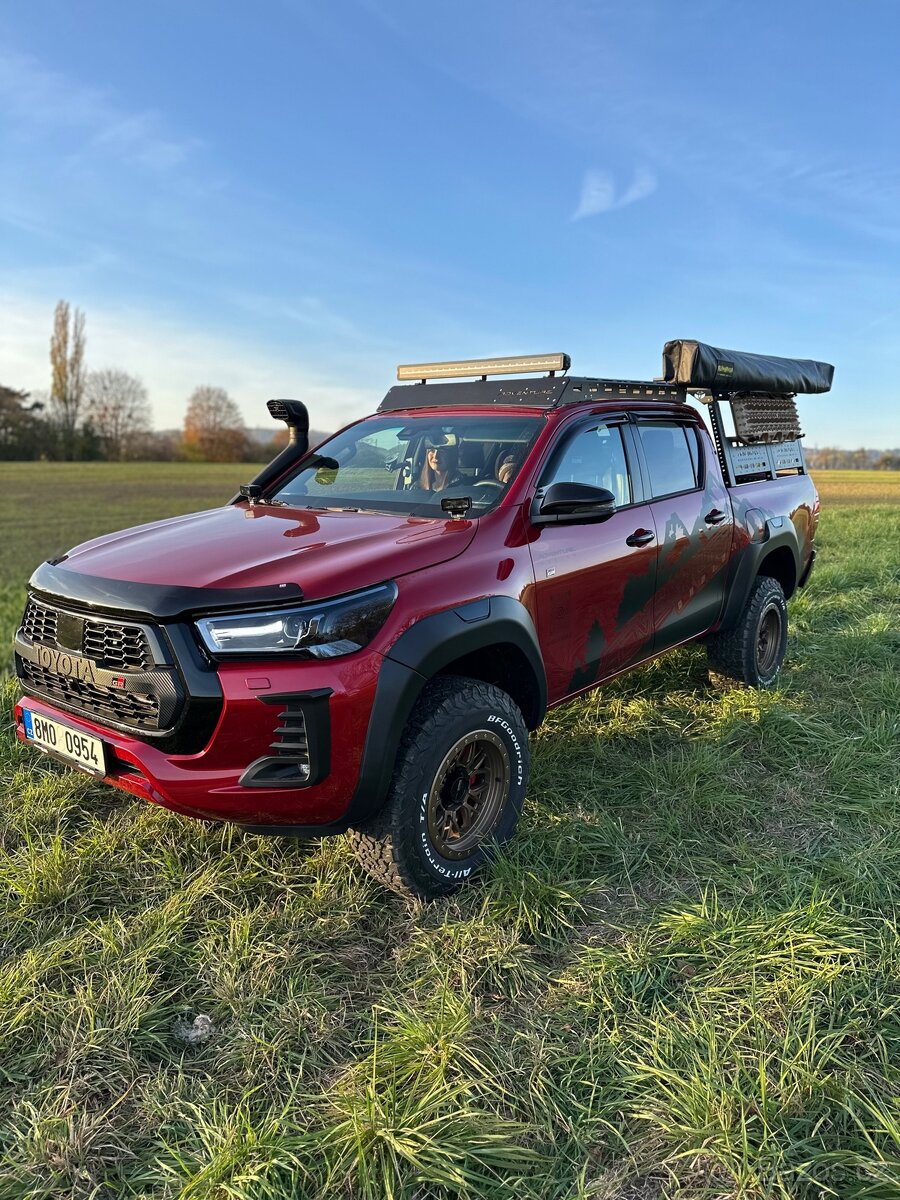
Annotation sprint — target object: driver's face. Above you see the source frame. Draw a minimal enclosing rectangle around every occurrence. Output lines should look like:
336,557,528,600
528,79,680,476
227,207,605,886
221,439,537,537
427,446,451,468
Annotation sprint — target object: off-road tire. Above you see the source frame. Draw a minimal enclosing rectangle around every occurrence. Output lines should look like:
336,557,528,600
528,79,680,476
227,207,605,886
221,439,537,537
348,676,530,900
707,575,788,689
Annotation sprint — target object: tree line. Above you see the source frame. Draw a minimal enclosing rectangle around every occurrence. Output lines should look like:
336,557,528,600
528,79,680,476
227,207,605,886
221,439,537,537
1,301,283,463
804,447,899,471
3,300,896,468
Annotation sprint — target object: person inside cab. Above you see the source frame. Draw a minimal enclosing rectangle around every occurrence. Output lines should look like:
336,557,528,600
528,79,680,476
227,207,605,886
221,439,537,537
419,439,463,492
496,451,522,485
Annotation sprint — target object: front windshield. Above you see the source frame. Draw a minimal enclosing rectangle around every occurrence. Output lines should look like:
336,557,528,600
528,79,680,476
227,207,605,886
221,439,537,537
270,413,544,517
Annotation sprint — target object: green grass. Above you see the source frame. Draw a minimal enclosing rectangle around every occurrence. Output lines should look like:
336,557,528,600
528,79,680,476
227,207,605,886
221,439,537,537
0,464,898,1198
0,463,259,671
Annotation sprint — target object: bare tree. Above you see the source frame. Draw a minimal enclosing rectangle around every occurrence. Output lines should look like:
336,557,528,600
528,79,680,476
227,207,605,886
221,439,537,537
49,300,87,459
182,386,248,461
85,368,152,460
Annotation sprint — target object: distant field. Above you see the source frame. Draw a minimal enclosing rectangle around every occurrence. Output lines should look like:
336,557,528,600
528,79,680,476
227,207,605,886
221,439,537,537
0,465,899,1198
0,462,261,672
1,463,897,656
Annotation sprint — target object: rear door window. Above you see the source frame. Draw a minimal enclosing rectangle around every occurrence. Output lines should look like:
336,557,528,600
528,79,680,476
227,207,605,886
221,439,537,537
636,422,700,498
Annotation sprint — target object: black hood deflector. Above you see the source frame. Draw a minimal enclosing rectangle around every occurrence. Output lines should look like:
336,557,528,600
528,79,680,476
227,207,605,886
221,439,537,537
29,560,304,621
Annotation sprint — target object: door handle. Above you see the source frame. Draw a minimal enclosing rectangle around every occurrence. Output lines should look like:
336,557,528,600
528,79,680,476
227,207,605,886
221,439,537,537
626,528,655,547
705,508,728,525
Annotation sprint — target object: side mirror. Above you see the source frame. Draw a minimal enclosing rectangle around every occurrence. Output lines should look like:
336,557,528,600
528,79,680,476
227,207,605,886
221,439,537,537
531,482,617,525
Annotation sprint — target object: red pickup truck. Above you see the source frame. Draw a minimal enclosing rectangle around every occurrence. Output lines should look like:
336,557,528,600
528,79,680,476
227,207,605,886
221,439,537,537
14,341,832,898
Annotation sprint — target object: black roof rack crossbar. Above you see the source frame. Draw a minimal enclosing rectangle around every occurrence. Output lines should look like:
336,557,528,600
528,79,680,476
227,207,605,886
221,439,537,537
560,378,686,406
377,375,686,413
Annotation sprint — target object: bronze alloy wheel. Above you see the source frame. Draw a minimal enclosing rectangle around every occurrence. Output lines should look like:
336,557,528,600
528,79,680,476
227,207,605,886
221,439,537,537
757,604,783,676
349,676,531,899
426,729,511,860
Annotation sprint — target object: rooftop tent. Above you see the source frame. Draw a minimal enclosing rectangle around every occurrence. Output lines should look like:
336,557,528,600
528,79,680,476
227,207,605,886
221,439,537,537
662,340,834,396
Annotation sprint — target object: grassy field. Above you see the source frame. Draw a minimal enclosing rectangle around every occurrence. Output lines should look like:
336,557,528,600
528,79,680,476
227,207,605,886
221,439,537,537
0,463,898,1199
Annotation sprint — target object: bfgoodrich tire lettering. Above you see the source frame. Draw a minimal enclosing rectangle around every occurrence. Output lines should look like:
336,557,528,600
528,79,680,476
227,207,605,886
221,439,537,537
707,575,789,689
348,676,529,900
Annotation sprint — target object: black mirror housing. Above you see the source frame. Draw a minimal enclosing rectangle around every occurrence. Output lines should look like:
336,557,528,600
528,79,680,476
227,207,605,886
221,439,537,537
532,482,617,525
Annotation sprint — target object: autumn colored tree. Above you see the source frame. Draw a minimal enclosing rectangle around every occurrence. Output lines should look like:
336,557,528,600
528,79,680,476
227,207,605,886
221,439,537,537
49,300,87,459
85,369,152,460
182,386,248,461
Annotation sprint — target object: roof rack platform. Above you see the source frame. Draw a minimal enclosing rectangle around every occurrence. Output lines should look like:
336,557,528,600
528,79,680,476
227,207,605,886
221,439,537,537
378,375,685,413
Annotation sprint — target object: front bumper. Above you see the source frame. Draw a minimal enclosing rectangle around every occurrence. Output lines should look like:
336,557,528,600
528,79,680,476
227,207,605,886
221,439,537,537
14,651,381,827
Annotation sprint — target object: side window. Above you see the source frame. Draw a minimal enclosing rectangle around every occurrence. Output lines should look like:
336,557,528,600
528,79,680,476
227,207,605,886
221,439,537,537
636,422,700,498
541,423,632,506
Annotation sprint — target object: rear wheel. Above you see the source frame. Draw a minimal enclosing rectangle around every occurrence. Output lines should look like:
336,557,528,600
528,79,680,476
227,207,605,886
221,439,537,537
707,575,788,689
348,676,529,900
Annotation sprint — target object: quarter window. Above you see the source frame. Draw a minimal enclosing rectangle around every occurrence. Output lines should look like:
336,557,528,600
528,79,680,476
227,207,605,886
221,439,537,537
540,423,632,506
637,422,700,498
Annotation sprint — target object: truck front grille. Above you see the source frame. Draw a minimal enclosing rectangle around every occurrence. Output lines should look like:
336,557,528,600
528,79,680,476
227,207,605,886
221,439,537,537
82,621,151,671
21,600,58,646
15,598,183,737
22,599,152,671
18,659,162,730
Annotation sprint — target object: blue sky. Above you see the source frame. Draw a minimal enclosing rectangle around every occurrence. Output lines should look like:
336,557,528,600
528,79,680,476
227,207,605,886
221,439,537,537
1,0,898,446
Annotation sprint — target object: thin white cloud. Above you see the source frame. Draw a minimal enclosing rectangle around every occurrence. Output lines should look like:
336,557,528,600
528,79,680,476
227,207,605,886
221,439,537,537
571,170,616,218
619,165,658,207
571,166,657,220
0,48,200,173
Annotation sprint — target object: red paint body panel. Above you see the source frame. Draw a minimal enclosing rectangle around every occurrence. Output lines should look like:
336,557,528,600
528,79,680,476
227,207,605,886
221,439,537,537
59,504,477,602
15,649,381,824
13,397,819,830
529,506,659,702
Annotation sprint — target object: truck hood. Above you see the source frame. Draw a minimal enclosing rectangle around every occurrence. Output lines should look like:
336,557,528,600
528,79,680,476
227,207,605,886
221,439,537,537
40,504,476,610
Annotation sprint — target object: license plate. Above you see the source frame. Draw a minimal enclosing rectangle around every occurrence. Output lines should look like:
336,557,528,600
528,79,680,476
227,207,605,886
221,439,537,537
22,708,106,776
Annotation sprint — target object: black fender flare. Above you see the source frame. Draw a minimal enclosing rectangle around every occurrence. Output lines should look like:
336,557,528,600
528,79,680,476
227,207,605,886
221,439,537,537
718,518,801,631
348,595,546,827
239,595,546,839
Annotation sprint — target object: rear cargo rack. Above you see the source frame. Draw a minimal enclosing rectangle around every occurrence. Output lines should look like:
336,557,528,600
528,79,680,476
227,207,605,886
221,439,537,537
662,339,833,486
704,397,809,486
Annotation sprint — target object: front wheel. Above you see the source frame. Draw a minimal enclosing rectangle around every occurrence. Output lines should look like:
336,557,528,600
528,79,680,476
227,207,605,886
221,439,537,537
706,575,788,689
348,676,530,900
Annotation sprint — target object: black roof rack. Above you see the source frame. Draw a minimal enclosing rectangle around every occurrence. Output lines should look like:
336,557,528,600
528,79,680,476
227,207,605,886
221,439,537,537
377,375,686,413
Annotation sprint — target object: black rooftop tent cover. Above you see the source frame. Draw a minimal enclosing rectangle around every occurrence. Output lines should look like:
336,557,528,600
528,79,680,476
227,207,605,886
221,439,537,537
662,340,834,395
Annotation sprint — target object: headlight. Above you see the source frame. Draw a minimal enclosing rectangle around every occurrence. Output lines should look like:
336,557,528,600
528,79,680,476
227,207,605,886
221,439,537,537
195,582,397,657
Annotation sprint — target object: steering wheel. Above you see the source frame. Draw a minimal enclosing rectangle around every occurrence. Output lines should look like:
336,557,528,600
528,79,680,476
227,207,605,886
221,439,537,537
473,479,504,491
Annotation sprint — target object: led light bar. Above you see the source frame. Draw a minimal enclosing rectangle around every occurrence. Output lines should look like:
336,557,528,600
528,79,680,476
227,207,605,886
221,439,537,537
397,353,570,382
